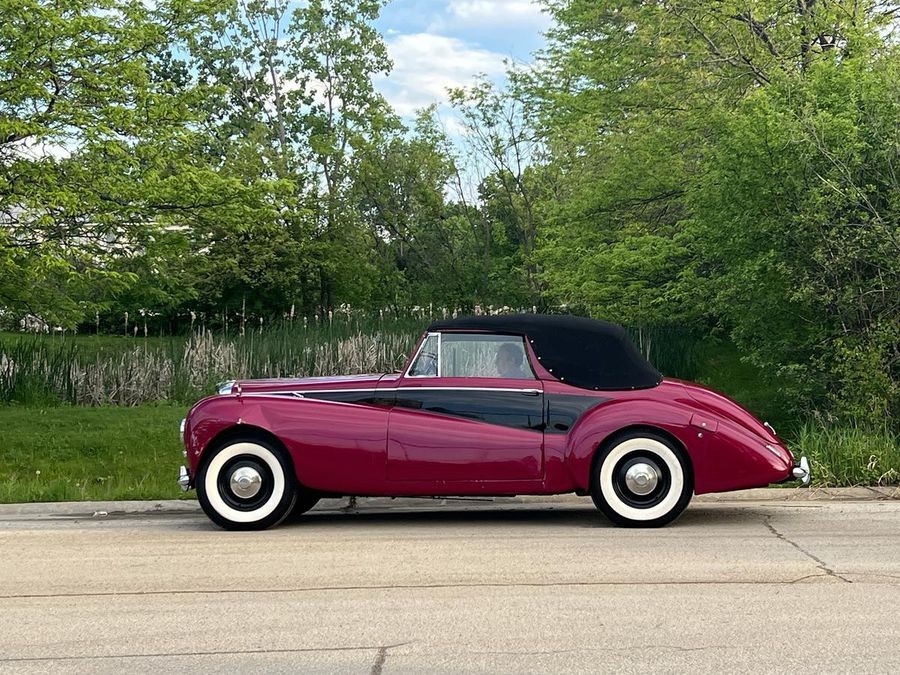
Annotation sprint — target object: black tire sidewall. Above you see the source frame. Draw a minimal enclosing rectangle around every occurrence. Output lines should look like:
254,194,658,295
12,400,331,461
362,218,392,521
287,491,321,520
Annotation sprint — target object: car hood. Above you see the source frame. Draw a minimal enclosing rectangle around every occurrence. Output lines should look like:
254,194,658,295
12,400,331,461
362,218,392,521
226,373,388,395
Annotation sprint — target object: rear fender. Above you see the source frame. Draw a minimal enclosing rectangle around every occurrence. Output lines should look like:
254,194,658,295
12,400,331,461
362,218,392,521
564,398,706,492
564,397,793,495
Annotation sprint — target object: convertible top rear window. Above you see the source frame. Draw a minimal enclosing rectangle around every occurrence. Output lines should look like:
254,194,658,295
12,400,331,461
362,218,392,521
428,314,661,391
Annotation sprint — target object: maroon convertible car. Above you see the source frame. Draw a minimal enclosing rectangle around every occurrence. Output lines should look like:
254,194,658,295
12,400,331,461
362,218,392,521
179,314,810,530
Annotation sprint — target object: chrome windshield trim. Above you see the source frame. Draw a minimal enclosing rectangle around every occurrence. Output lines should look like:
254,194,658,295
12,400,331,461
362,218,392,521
404,332,441,378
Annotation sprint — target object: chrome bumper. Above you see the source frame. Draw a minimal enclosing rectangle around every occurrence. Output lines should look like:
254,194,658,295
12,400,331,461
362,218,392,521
178,465,191,492
792,456,811,485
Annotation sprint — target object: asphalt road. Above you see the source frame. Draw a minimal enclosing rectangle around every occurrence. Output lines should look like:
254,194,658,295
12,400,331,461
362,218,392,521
0,495,899,674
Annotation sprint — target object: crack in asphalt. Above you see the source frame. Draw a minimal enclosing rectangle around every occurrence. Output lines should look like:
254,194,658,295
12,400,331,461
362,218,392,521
474,645,730,656
763,516,851,583
0,577,843,601
787,573,829,584
1,642,733,665
370,645,389,675
0,643,411,664
836,572,900,582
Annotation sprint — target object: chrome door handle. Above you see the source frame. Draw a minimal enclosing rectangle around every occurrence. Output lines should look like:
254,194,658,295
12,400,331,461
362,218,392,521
520,389,541,396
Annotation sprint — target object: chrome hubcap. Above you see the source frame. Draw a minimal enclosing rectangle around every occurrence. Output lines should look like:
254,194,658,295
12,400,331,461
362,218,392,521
624,462,659,496
229,466,262,499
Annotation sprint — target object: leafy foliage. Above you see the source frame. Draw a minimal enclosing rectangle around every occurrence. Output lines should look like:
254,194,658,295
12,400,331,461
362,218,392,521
1,0,898,425
530,0,900,420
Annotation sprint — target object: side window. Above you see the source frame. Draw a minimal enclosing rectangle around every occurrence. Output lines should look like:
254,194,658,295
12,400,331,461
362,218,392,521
408,333,439,376
440,334,535,379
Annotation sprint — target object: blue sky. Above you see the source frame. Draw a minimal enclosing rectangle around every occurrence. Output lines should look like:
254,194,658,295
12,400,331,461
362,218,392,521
372,0,552,117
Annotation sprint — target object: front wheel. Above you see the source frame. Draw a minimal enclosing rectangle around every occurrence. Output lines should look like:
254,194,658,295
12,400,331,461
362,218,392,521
196,437,297,530
591,432,693,527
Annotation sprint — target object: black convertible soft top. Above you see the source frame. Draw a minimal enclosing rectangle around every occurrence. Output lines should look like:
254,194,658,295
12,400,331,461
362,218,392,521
427,314,662,391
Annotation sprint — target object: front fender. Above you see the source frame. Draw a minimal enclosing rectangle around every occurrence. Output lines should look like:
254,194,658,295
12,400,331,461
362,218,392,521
183,396,276,474
184,393,391,494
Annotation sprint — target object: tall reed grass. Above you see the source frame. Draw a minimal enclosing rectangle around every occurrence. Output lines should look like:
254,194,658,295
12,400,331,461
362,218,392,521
794,422,900,487
0,311,703,406
0,313,421,406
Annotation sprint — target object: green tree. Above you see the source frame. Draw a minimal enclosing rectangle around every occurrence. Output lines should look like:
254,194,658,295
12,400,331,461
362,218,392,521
287,0,393,310
356,108,490,308
531,0,900,418
181,0,394,314
449,77,546,305
0,0,230,326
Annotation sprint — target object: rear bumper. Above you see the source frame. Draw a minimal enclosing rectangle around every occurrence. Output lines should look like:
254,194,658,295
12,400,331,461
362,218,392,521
791,456,811,485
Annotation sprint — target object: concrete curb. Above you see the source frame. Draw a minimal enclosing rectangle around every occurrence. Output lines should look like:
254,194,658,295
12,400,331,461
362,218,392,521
0,486,897,517
0,499,202,517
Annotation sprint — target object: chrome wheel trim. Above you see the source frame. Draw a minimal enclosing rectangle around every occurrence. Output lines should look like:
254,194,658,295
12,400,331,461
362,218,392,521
624,461,659,496
204,443,285,524
599,438,684,521
229,466,263,499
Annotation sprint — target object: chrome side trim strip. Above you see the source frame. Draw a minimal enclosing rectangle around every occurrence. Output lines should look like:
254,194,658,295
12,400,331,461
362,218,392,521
402,386,541,393
235,394,360,406
239,386,545,396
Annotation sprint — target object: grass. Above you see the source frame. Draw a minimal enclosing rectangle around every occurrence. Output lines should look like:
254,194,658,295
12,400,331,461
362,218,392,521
0,404,187,503
0,320,420,406
794,422,900,487
0,320,895,503
0,314,704,407
0,405,896,505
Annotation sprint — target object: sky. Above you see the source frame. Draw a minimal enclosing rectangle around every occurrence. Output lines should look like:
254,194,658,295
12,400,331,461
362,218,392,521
372,0,552,119
15,1,553,161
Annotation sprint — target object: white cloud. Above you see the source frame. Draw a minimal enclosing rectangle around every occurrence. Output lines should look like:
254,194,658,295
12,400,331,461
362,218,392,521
11,138,73,161
377,32,507,117
440,0,550,29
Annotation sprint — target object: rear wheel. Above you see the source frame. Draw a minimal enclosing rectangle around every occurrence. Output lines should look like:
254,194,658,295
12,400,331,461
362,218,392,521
197,437,297,530
591,432,693,527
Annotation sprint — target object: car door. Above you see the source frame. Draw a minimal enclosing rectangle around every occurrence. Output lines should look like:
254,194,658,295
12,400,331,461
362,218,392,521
386,332,545,482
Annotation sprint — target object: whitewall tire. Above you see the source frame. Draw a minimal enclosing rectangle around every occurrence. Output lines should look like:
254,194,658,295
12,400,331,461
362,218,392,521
591,432,693,527
197,438,298,530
